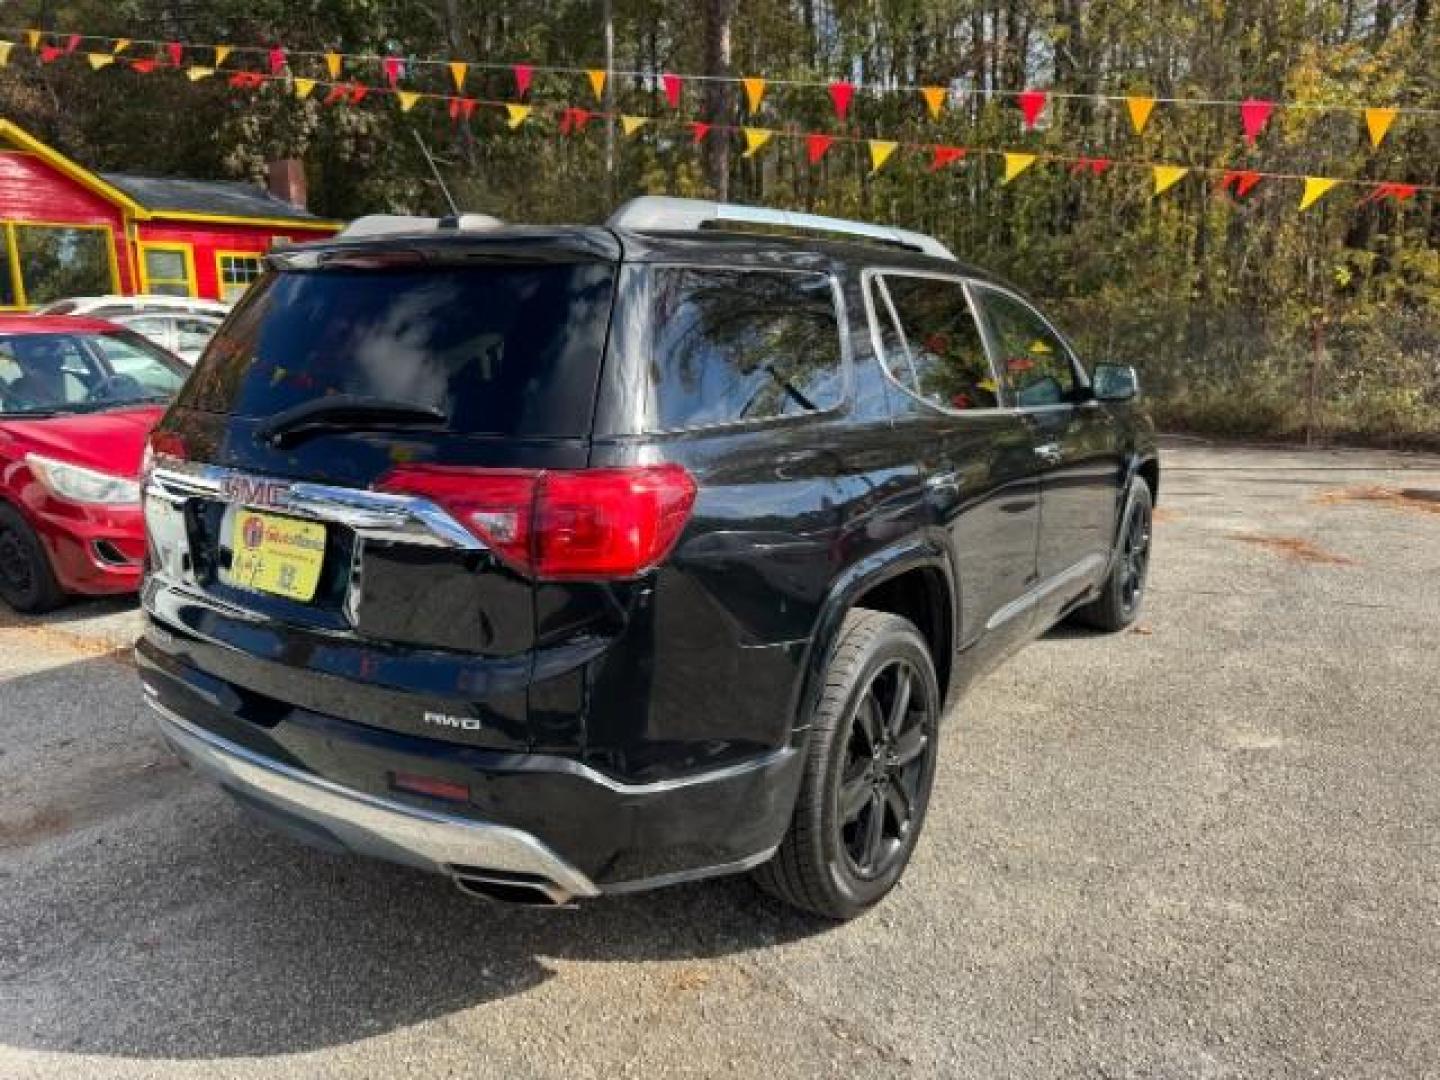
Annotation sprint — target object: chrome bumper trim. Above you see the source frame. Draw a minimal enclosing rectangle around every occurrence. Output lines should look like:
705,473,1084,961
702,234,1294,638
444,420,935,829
145,694,600,900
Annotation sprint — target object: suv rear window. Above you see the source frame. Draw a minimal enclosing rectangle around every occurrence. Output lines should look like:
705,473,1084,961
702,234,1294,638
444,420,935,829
641,267,843,431
178,263,616,437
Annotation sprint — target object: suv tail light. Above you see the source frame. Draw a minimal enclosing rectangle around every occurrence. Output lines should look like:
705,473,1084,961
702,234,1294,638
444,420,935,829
375,464,697,580
141,431,189,486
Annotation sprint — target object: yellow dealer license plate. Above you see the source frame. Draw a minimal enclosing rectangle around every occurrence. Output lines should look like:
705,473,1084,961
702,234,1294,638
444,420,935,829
229,509,327,602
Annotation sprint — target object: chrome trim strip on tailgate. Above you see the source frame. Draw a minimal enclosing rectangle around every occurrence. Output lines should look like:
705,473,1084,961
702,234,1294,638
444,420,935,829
145,692,600,900
147,462,482,549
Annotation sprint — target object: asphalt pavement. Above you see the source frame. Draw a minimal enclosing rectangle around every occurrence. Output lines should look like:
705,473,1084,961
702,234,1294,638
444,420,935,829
1,439,1437,1078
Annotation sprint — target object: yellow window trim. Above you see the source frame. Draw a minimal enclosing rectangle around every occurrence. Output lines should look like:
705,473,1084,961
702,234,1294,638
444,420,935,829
138,241,198,298
0,219,122,308
214,249,265,300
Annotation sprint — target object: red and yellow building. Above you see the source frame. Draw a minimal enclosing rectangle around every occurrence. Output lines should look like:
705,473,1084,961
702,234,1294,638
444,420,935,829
0,119,341,308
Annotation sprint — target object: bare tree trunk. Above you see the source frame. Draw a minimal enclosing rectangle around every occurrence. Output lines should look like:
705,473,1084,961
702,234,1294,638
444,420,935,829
703,0,735,199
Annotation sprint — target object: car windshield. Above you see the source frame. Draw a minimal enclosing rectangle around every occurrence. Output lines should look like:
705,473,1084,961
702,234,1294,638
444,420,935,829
0,330,188,416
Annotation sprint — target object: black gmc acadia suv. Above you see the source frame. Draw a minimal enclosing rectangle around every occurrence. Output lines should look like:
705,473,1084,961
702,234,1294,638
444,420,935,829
137,197,1158,919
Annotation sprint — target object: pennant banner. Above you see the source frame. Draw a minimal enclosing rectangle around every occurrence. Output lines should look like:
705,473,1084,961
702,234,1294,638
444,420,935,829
293,77,316,99
921,86,947,121
1153,165,1188,196
513,63,533,97
24,29,40,51
1126,96,1156,135
689,120,711,144
184,65,214,81
868,139,898,173
1240,99,1274,145
742,77,767,115
1365,107,1397,149
505,103,531,129
167,42,183,68
620,114,647,136
1018,89,1047,128
0,42,12,67
742,126,773,157
931,145,966,171
807,133,834,164
449,61,467,92
324,52,342,79
1003,152,1036,184
397,90,421,112
829,81,855,121
214,45,231,66
662,73,682,109
1299,176,1337,211
1220,169,1262,198
87,52,115,71
113,39,130,55
587,68,606,101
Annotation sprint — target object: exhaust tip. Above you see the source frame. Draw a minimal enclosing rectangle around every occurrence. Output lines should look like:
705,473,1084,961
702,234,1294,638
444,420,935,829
449,866,574,907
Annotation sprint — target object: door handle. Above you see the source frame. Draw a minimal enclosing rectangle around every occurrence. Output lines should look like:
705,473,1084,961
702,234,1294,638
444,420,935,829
1034,442,1063,464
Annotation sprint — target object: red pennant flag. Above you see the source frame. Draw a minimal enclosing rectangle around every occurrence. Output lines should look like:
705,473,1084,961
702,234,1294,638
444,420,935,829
1017,89,1047,128
689,120,711,144
166,42,182,67
1365,181,1417,204
383,56,403,86
65,34,81,54
1070,156,1112,176
227,71,266,90
806,133,835,164
130,57,158,74
828,82,855,122
930,145,966,171
662,72,682,108
1220,169,1262,198
268,46,286,76
513,63,533,97
322,84,349,106
560,107,592,135
1240,99,1274,145
39,45,62,63
448,97,477,120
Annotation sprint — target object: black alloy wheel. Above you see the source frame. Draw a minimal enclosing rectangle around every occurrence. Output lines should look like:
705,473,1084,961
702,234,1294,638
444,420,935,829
0,504,66,613
754,608,941,920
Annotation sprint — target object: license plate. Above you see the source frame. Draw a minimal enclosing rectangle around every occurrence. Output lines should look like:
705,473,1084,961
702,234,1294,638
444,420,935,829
229,509,326,601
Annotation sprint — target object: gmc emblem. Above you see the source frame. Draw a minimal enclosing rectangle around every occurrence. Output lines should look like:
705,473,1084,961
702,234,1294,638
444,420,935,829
221,476,290,508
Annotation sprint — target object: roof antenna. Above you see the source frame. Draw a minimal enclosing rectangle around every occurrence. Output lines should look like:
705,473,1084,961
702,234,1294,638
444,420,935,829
411,129,460,217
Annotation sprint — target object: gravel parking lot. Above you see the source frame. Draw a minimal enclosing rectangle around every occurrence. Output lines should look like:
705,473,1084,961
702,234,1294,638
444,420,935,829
1,440,1437,1079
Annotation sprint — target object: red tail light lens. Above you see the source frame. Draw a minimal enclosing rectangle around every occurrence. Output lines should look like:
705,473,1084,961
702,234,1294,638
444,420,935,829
375,464,696,581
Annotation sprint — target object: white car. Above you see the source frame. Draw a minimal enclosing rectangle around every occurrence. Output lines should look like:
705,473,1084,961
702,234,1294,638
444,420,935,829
113,312,224,365
37,295,231,320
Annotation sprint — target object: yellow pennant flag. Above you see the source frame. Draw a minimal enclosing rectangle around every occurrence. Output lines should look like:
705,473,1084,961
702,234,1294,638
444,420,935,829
0,42,12,67
325,52,342,80
868,140,898,173
620,114,648,136
742,77,767,114
449,61,467,92
1152,165,1188,196
214,45,231,66
1126,96,1156,135
1364,107,1397,149
87,52,116,71
24,29,41,51
586,68,607,101
1002,152,1037,184
293,78,317,101
921,86,946,120
397,91,421,112
742,127,774,157
1299,176,1338,211
185,66,215,82
113,38,130,54
505,103,532,129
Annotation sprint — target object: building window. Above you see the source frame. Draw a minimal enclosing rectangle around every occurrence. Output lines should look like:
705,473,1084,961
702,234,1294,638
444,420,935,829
10,224,116,306
141,244,196,298
216,252,264,301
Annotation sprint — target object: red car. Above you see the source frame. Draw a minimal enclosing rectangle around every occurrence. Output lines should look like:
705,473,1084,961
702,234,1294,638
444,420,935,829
0,315,188,612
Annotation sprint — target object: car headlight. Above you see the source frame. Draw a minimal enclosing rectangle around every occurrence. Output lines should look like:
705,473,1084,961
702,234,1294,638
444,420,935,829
26,453,141,506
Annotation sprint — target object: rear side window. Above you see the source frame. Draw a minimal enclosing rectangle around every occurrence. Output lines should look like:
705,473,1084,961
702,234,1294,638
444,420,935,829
971,286,1078,408
178,263,616,437
642,267,843,431
872,274,1000,411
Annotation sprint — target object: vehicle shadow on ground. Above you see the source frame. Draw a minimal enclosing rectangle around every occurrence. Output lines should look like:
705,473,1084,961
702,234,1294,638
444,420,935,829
0,654,835,1062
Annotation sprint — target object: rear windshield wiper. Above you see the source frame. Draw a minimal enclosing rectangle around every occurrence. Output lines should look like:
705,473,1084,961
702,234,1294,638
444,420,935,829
257,395,449,447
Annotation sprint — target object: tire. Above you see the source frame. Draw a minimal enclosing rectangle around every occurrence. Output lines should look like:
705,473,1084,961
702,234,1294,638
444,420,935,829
754,608,941,920
0,502,67,614
1074,477,1153,632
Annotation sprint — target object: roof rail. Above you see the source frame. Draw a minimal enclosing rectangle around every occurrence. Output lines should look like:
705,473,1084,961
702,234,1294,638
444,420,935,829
336,212,504,240
607,196,955,260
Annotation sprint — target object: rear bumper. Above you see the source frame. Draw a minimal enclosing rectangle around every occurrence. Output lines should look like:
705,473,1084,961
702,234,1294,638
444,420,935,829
148,693,601,903
137,635,804,894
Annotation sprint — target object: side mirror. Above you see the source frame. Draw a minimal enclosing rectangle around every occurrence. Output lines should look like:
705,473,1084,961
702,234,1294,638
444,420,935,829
1092,363,1139,402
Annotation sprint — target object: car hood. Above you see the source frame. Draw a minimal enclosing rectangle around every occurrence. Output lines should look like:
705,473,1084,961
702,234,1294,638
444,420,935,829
0,406,167,477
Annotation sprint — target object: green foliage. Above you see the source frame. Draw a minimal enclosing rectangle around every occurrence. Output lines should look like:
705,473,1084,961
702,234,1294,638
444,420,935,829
2,0,1438,443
